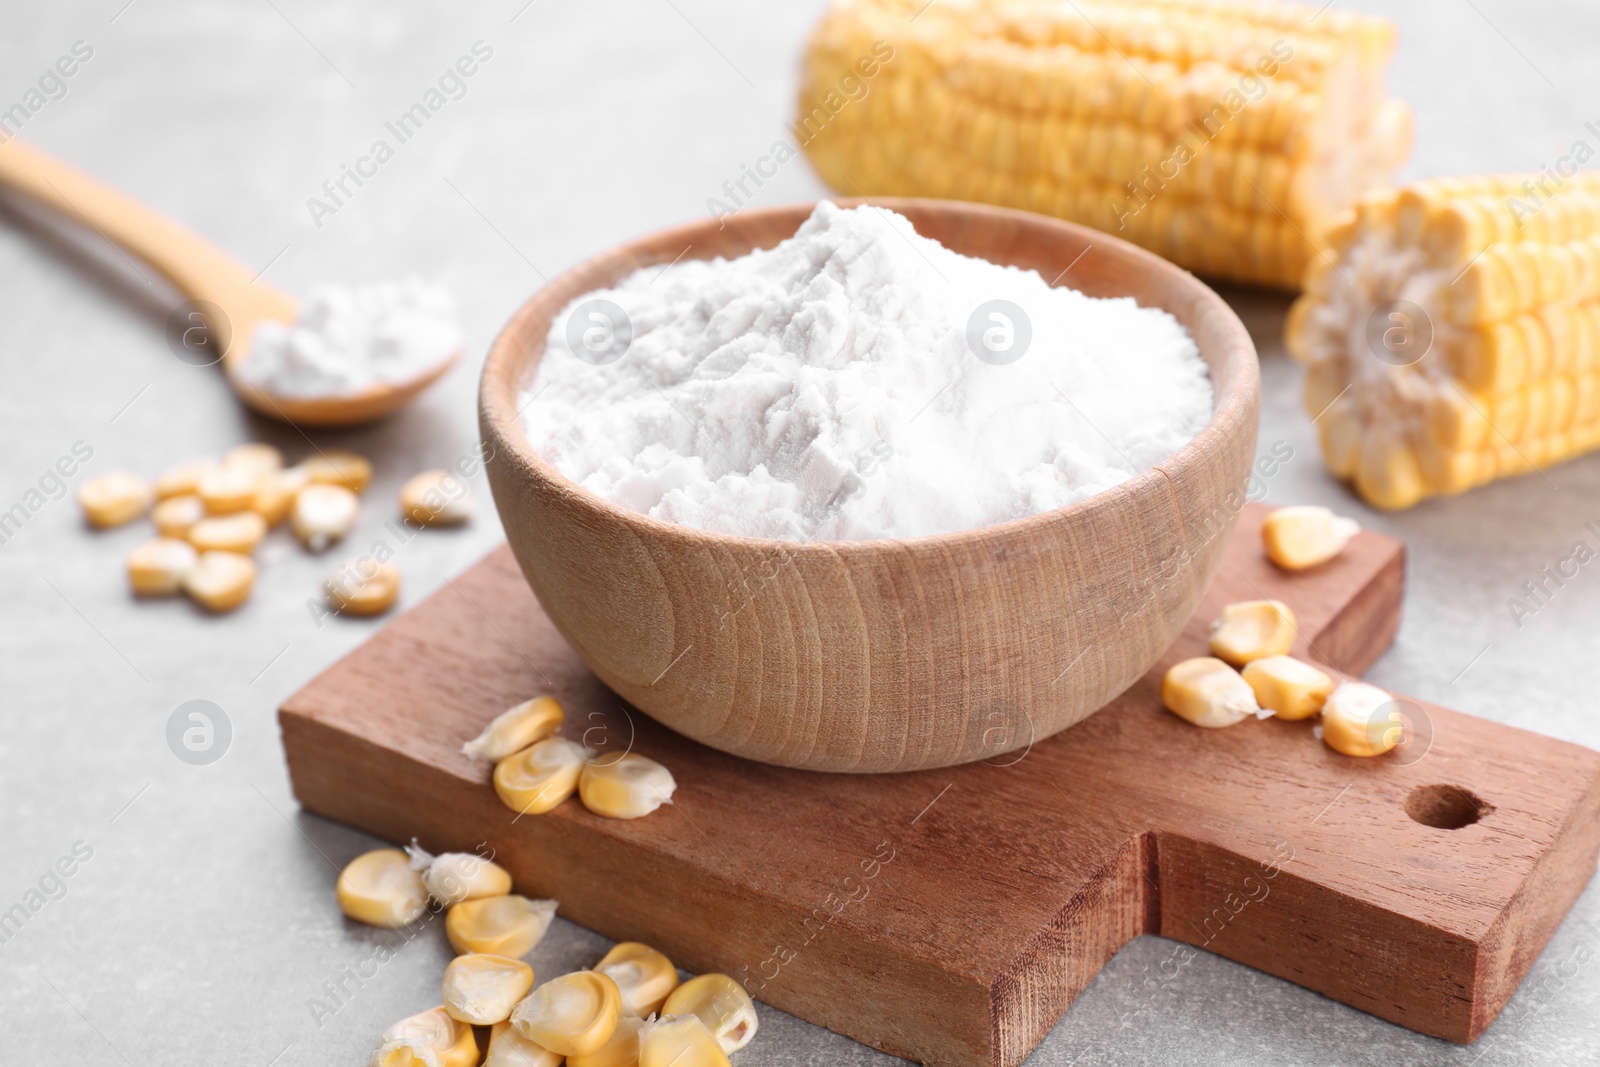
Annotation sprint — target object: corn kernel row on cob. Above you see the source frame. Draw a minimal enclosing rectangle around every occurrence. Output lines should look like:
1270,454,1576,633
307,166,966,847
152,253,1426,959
1288,173,1600,508
798,0,1411,289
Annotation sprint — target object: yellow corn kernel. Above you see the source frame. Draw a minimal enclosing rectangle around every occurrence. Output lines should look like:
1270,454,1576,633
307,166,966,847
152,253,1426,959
494,737,594,816
485,1021,563,1067
152,494,205,538
252,465,309,526
223,442,284,477
1161,657,1261,729
187,511,268,555
371,1006,479,1067
1240,655,1334,721
638,1015,730,1067
1208,600,1296,667
442,953,536,1025
1321,681,1403,757
402,469,473,526
660,974,758,1054
336,848,428,927
463,696,566,762
197,464,260,515
180,551,256,613
595,942,679,1017
78,472,151,527
570,1013,645,1067
325,560,401,617
579,753,678,820
406,844,514,905
305,448,373,494
154,459,218,500
510,971,623,1058
293,483,360,551
126,538,198,596
446,895,558,957
1260,505,1360,571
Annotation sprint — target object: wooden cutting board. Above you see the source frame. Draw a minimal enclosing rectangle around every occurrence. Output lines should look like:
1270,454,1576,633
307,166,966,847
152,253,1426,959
279,503,1600,1067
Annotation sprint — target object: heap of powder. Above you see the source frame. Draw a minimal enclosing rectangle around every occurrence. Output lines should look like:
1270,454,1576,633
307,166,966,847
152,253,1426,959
242,279,460,398
521,202,1213,541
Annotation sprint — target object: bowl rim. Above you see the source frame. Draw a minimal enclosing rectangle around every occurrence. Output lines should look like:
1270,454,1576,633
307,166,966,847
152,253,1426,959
479,197,1259,555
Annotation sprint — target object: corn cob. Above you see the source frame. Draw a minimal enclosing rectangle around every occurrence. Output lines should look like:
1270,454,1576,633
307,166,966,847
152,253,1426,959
796,0,1411,290
1287,174,1600,509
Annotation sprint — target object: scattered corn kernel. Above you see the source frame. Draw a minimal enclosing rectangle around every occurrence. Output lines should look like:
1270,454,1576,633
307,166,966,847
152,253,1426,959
305,448,373,494
486,1021,563,1067
197,464,260,514
464,696,566,762
336,848,429,927
1241,655,1335,721
510,971,623,1058
494,737,593,816
1161,657,1262,728
293,483,359,551
442,953,536,1025
180,550,256,612
252,465,309,525
126,538,198,596
152,494,206,538
1209,600,1297,667
406,844,514,905
154,459,218,500
447,894,558,957
595,942,679,1017
1321,681,1403,757
639,1015,730,1067
661,974,757,1054
78,472,151,527
579,753,678,820
1262,506,1360,571
570,1012,645,1067
325,559,401,617
401,469,473,526
371,1006,479,1067
223,442,284,477
187,511,268,555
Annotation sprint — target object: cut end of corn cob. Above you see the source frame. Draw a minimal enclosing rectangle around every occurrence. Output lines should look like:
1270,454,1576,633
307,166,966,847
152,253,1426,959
79,472,152,527
465,696,567,763
442,953,536,1025
337,848,429,927
486,1021,563,1067
1261,505,1359,569
579,753,678,820
639,1014,732,1067
1208,599,1296,666
660,974,758,1055
1321,680,1402,757
510,971,623,1058
446,894,558,958
1241,654,1333,720
1161,656,1262,728
494,737,594,815
595,941,680,1018
406,844,513,906
371,1006,479,1067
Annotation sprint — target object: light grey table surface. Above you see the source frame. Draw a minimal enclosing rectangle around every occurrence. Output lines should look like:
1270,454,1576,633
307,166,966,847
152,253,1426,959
2,1,1597,1064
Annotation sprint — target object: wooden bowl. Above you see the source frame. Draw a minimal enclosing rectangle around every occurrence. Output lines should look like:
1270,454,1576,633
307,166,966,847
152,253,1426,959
480,200,1259,773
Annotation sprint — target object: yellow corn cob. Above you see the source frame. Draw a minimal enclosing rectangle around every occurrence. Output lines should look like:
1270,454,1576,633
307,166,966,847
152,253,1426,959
1287,173,1600,508
796,0,1410,289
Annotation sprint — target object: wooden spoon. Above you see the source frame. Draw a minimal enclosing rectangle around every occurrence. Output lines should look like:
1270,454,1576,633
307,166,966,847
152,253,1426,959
0,139,455,426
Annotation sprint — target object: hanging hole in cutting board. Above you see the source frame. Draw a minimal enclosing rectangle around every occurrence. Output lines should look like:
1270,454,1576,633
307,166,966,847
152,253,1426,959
1405,784,1493,830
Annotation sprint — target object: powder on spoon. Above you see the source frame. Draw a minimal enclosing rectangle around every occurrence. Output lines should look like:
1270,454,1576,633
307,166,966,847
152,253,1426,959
241,278,460,398
521,202,1213,541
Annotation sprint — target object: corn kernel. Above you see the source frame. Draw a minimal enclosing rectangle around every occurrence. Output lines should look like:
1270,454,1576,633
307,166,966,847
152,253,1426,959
579,753,677,820
406,844,514,905
510,971,623,1058
1321,681,1403,757
78,472,151,527
402,470,473,526
443,953,536,1025
252,465,309,525
187,511,268,555
595,942,679,1017
371,1006,479,1067
1261,505,1360,571
485,1021,563,1067
336,848,428,927
1208,600,1296,666
154,459,218,500
447,894,558,957
181,551,256,612
305,448,373,494
223,443,284,477
494,737,593,816
153,494,206,538
293,483,359,551
660,974,757,1054
1161,657,1262,728
126,538,198,596
464,697,566,762
1240,655,1334,720
197,464,260,515
570,1012,645,1067
325,559,401,617
638,1015,731,1067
